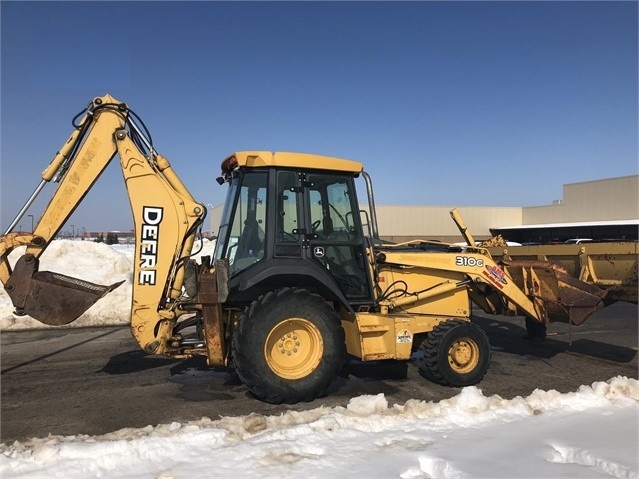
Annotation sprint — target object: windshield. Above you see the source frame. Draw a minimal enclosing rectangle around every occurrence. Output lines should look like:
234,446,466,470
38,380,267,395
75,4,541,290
213,178,238,262
214,171,268,276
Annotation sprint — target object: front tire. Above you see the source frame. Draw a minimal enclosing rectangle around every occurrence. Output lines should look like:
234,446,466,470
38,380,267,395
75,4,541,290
422,319,491,387
232,288,346,404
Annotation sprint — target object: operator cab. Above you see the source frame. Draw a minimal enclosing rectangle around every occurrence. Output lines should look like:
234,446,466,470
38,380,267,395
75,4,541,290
214,151,374,309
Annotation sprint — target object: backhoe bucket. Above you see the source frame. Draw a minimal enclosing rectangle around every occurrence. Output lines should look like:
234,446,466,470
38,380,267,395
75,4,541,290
502,260,607,325
4,254,124,326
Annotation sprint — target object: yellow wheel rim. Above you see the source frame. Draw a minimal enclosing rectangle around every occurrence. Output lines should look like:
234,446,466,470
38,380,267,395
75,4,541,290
447,337,480,374
265,318,324,380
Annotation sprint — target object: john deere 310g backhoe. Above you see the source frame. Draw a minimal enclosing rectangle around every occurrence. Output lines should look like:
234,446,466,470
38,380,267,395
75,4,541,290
0,95,611,403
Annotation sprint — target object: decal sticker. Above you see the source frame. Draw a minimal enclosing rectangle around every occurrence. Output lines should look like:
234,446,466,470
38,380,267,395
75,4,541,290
313,246,325,258
483,264,507,289
138,206,163,285
455,256,484,267
396,329,412,344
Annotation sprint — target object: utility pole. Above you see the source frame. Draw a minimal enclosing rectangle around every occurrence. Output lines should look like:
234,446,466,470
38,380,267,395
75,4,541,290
28,214,34,232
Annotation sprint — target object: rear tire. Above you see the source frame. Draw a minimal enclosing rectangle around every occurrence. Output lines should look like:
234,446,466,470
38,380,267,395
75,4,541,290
232,288,346,404
422,319,491,387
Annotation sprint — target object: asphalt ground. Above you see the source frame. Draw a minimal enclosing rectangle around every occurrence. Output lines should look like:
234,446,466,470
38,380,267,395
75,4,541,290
1,301,637,444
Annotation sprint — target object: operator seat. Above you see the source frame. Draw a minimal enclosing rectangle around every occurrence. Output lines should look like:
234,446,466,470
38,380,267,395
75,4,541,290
236,219,262,259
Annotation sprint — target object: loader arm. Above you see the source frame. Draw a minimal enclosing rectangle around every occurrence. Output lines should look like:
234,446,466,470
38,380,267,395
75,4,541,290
376,250,544,320
0,95,206,355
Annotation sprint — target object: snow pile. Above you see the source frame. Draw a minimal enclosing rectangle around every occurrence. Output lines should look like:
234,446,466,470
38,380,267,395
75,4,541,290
0,239,215,330
0,377,637,479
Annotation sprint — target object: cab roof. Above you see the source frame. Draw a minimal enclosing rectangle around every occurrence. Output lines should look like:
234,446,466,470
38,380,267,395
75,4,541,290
221,151,363,175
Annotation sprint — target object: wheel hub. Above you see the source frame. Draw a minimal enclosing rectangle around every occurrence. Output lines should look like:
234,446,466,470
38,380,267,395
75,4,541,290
448,338,479,373
265,318,323,380
278,333,300,355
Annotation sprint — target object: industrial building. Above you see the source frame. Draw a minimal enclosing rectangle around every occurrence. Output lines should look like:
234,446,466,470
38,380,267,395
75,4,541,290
208,175,638,244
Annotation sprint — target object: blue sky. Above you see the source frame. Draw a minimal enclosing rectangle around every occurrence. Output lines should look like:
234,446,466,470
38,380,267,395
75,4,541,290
1,1,637,233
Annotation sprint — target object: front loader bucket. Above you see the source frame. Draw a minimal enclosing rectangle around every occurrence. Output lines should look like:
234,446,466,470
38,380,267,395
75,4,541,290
4,254,124,326
502,260,607,325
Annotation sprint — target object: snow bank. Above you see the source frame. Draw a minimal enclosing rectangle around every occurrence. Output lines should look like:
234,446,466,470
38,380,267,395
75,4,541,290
0,239,216,330
1,376,637,479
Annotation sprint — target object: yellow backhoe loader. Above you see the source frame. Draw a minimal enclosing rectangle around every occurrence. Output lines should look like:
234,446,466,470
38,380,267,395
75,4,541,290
0,95,612,403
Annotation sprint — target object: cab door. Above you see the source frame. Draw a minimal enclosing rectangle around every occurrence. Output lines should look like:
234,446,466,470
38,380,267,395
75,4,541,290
304,172,373,303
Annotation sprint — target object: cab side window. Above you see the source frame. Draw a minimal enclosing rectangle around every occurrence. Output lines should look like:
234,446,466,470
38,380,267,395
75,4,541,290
309,175,359,242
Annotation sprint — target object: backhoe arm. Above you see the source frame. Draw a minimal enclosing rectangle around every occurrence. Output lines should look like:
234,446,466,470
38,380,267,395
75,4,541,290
0,96,123,281
1,95,206,355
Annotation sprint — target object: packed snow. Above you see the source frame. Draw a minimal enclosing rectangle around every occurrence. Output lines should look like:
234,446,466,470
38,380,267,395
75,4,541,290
1,240,637,478
1,378,637,479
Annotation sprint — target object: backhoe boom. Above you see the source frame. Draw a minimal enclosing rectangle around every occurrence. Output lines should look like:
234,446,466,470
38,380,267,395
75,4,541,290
0,95,207,355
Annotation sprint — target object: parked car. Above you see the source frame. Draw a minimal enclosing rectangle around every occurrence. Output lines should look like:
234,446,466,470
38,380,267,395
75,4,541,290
565,238,593,244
